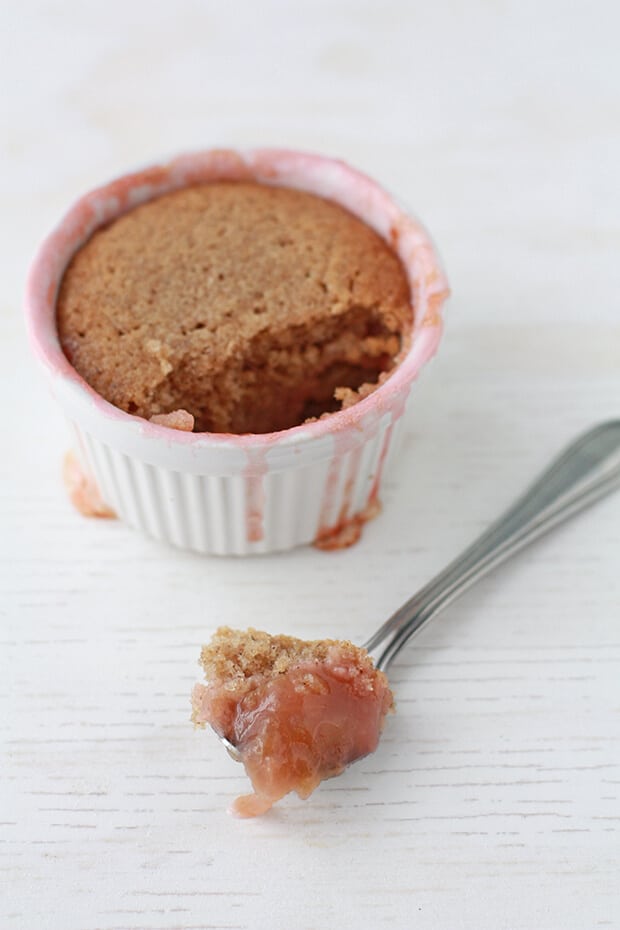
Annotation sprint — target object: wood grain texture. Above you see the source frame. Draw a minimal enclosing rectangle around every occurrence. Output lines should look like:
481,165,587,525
2,1,620,927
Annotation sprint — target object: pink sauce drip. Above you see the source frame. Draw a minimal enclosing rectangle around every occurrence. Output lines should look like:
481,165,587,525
62,450,116,519
368,388,409,506
316,427,367,544
337,443,363,526
316,456,342,536
368,423,393,506
314,388,410,549
244,447,269,542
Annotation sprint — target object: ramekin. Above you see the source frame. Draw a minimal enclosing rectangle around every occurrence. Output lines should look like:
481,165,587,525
25,149,449,555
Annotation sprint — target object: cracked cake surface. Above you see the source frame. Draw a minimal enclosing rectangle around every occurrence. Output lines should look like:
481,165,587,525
57,181,412,434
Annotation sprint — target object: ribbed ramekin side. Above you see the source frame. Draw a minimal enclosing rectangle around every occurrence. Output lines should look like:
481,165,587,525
70,407,406,555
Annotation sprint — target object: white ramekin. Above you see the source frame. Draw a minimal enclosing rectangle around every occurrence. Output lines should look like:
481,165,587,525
25,149,449,555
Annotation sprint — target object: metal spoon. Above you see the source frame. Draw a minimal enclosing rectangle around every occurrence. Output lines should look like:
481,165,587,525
364,419,620,671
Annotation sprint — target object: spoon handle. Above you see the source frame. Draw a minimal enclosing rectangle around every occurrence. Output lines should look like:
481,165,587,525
365,421,620,671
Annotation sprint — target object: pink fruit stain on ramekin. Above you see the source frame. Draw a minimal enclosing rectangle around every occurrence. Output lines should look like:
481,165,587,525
314,385,410,550
315,428,365,548
62,451,116,519
244,446,270,543
367,386,410,506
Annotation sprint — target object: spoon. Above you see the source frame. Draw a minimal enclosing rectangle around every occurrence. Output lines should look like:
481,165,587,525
364,419,620,670
200,420,620,812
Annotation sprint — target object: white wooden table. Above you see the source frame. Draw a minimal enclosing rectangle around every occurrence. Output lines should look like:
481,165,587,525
2,2,619,927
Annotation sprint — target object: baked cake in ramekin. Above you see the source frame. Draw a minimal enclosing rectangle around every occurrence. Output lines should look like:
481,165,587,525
25,149,449,555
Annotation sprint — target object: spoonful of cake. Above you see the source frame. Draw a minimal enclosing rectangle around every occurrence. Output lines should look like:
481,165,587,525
191,421,620,817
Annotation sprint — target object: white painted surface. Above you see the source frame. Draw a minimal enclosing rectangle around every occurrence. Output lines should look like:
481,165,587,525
1,2,619,928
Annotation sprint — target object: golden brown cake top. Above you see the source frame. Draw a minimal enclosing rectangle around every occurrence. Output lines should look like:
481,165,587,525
56,182,411,432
